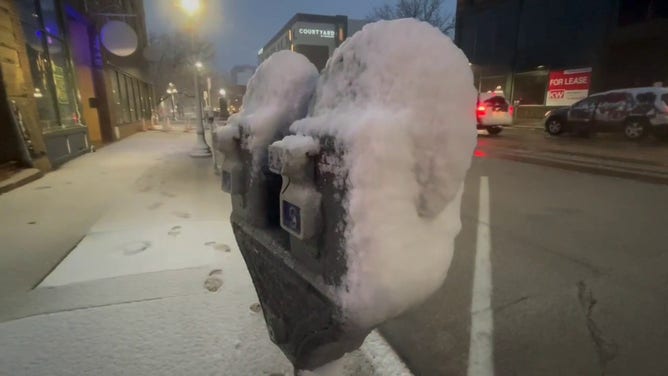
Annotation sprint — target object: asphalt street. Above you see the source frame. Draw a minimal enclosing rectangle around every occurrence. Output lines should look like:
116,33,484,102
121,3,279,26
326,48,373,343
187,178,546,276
381,129,668,376
2,127,668,375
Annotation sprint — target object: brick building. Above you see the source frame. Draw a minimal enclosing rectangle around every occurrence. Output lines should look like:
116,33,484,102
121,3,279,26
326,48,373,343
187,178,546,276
0,0,153,184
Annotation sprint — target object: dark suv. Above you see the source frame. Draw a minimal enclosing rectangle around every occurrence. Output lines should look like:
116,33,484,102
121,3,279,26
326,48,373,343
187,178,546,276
543,87,668,140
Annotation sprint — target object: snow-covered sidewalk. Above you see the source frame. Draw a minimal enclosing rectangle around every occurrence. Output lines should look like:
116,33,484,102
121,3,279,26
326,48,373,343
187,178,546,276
0,130,410,376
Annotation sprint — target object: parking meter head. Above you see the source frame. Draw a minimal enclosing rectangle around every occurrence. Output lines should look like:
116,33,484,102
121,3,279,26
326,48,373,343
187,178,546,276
290,18,477,327
236,51,318,174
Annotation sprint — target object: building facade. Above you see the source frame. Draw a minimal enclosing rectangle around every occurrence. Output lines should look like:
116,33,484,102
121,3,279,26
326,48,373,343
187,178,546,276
0,0,153,178
259,13,367,71
456,0,668,119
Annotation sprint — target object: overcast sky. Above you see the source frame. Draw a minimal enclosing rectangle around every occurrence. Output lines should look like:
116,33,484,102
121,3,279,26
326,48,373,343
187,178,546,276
143,0,455,73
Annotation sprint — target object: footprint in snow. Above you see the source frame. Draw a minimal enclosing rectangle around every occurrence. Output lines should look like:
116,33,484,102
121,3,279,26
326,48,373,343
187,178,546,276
168,225,181,236
122,241,152,255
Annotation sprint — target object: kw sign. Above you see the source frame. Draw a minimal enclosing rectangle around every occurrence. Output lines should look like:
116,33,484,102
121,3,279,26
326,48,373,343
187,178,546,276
546,68,592,106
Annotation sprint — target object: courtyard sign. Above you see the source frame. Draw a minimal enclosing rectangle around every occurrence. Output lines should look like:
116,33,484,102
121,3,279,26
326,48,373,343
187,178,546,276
298,28,335,38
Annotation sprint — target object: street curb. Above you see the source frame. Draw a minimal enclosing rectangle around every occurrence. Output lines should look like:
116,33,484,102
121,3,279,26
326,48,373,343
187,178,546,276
0,168,43,195
362,331,414,375
509,124,543,130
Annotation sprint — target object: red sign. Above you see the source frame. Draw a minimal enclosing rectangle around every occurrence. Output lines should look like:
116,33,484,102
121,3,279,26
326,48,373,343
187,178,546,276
546,68,592,106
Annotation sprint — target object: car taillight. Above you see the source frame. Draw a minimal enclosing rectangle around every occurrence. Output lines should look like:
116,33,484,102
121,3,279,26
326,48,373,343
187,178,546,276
476,105,486,118
509,105,514,116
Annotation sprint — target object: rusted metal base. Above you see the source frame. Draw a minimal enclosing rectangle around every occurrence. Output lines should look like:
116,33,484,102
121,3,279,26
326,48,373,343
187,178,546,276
232,215,369,370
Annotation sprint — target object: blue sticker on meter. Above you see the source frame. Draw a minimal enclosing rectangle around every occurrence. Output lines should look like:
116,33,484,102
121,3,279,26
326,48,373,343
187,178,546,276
282,201,301,234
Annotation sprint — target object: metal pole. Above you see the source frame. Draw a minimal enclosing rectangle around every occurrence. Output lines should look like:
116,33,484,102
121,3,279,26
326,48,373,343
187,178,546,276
189,27,211,158
170,94,176,121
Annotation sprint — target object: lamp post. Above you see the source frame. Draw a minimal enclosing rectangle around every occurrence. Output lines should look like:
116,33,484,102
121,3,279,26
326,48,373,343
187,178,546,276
180,0,211,158
166,82,177,121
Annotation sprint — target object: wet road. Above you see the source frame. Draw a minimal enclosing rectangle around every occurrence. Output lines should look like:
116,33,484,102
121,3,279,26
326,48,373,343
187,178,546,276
381,130,668,375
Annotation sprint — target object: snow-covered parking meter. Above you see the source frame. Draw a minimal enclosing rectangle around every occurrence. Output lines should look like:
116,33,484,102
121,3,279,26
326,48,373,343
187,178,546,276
218,123,245,194
220,19,477,373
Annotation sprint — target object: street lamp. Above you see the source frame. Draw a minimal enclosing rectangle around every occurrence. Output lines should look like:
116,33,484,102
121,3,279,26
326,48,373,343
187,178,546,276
218,88,226,97
179,1,211,158
179,0,200,16
166,82,178,121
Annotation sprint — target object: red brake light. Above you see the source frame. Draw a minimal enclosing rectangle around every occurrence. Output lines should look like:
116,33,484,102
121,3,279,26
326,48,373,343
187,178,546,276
509,105,514,116
476,105,486,118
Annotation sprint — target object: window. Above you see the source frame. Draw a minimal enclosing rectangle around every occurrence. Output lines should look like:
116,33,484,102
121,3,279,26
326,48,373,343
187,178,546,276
483,96,509,111
635,91,656,104
111,72,149,123
46,38,79,127
618,0,668,26
19,0,82,131
479,76,506,94
118,73,129,123
39,0,63,38
572,95,600,111
597,92,632,121
512,74,547,105
132,79,141,121
109,71,122,122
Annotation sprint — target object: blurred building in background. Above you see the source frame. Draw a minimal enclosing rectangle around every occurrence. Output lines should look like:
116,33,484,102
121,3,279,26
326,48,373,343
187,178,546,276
259,13,367,71
456,0,668,121
0,0,152,180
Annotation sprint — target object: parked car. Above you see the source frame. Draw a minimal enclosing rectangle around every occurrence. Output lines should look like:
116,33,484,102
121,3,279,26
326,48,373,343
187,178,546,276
477,93,513,135
544,87,668,140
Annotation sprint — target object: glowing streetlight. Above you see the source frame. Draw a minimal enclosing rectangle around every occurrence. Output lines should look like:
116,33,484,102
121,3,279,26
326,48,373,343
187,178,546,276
179,0,200,16
166,83,178,120
195,61,203,69
218,88,226,97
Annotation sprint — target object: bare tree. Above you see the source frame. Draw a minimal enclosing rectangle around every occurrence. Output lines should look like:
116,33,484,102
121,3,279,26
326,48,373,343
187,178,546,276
369,0,455,36
146,32,216,105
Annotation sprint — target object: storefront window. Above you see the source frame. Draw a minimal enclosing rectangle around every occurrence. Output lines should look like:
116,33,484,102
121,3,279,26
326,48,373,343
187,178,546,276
512,74,548,105
144,83,154,119
109,71,122,123
132,78,141,121
127,76,137,121
479,76,506,94
19,0,82,131
118,74,130,123
46,38,79,127
22,23,59,129
39,0,63,38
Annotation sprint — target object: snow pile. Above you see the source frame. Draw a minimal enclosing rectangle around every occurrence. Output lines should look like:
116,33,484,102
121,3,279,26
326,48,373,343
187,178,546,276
290,19,476,327
217,51,318,172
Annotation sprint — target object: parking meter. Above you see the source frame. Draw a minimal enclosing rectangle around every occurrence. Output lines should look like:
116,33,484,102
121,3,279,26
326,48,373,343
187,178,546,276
218,123,245,194
228,133,366,370
220,20,476,372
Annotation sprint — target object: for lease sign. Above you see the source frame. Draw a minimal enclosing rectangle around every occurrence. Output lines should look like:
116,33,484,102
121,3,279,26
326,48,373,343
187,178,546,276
545,67,592,106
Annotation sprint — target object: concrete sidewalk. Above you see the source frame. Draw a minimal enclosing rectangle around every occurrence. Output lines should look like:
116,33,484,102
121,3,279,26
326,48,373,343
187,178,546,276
0,129,409,376
0,130,200,298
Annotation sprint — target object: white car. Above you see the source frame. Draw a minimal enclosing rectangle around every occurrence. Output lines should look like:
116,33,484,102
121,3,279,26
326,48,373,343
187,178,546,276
476,93,513,135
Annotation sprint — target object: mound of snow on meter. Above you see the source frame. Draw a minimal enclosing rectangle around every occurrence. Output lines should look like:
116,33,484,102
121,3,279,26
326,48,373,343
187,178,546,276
217,51,318,171
290,19,476,327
